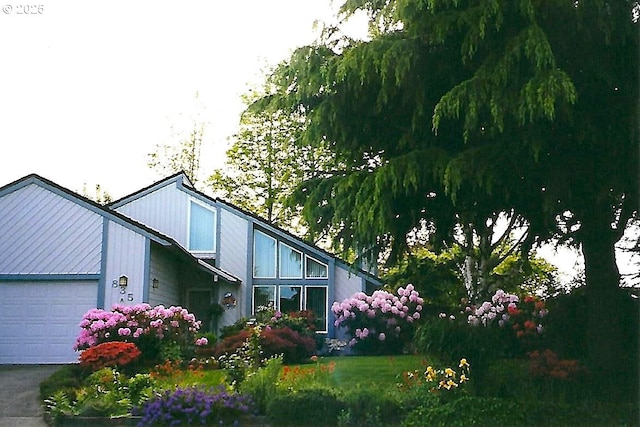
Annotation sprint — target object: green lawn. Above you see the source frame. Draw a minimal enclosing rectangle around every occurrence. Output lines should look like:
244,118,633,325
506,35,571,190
312,355,427,388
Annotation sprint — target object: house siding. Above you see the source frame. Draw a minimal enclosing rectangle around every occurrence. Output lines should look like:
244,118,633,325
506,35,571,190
115,183,189,247
148,244,182,307
103,221,147,308
0,183,102,275
334,265,364,304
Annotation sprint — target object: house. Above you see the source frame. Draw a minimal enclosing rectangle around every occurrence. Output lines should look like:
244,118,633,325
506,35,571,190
0,172,379,364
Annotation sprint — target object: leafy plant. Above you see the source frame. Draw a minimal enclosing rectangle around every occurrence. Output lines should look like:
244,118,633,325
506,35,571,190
44,368,155,423
267,387,343,426
240,355,283,415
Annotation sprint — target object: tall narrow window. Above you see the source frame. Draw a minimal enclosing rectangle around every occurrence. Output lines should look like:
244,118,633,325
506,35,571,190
306,286,328,333
253,230,276,278
279,286,302,313
280,243,302,278
189,201,215,252
306,256,328,278
253,285,276,314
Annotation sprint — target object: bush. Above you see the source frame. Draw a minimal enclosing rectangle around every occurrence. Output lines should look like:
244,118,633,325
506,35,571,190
332,286,424,355
215,327,315,365
402,396,639,427
414,317,516,388
260,326,316,363
75,304,202,365
336,386,404,427
134,385,252,427
267,387,343,426
78,341,141,372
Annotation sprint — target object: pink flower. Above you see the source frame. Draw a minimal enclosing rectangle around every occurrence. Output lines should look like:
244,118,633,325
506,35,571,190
195,337,209,346
118,327,131,336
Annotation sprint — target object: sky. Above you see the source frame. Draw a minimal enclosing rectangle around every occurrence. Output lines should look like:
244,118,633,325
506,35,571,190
0,1,635,285
0,0,363,197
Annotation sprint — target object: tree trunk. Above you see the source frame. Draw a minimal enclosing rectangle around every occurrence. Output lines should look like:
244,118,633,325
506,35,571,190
580,207,629,399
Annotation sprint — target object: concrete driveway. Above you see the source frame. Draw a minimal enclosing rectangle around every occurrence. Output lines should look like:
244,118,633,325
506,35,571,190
0,365,61,427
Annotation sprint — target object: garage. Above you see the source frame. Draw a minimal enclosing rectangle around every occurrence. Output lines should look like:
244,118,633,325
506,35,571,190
0,281,98,364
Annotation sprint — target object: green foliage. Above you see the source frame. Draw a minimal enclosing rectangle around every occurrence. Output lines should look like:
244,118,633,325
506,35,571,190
258,0,638,388
401,396,639,427
336,385,404,427
267,387,344,427
239,355,283,415
208,76,335,232
413,317,517,389
40,364,84,401
44,368,155,424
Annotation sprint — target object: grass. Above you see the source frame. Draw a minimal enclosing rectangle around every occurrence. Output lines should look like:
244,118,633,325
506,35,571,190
306,355,428,388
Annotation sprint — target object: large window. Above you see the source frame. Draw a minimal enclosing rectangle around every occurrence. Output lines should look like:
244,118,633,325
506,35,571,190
189,201,216,252
253,230,277,278
252,285,328,333
252,229,330,333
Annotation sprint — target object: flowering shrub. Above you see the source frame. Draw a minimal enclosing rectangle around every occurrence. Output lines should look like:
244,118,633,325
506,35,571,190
134,385,252,427
78,341,141,372
528,349,586,381
465,290,547,340
75,304,201,363
331,285,424,354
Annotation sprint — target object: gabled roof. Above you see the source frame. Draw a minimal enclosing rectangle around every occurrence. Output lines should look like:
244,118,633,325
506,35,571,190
110,171,382,285
0,173,241,284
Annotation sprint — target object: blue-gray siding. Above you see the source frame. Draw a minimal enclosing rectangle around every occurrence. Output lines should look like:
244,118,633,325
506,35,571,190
103,221,147,308
115,183,189,248
148,244,182,307
0,183,102,275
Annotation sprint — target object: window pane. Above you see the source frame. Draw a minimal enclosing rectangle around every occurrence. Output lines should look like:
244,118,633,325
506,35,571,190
254,231,276,278
189,202,215,251
280,244,302,278
306,256,328,278
253,285,276,314
305,286,327,332
279,286,302,313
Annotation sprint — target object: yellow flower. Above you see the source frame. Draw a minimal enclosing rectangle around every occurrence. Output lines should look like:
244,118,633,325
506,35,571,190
447,380,458,388
460,374,468,383
459,358,469,368
444,367,455,377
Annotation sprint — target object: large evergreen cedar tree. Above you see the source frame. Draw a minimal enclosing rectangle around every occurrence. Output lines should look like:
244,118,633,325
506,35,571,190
258,0,639,395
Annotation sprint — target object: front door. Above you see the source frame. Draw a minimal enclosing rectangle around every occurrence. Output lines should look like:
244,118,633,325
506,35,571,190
187,289,213,332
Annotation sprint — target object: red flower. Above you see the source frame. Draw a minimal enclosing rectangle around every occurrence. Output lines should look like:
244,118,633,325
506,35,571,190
79,341,141,372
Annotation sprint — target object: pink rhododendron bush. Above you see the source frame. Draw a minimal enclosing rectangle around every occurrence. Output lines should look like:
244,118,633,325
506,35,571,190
75,304,203,364
332,285,424,354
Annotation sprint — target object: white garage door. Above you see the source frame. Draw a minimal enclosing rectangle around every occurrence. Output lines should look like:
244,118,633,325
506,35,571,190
0,281,98,364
